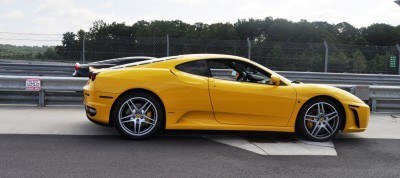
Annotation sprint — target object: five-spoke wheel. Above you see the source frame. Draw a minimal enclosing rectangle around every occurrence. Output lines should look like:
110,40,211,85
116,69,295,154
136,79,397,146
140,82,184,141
113,92,163,139
296,98,342,142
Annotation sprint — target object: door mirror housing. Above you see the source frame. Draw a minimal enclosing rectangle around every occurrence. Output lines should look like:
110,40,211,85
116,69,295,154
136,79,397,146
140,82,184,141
270,74,281,85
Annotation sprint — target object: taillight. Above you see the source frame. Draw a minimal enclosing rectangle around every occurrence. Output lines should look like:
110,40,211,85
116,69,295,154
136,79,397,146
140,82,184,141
74,63,80,70
89,71,100,81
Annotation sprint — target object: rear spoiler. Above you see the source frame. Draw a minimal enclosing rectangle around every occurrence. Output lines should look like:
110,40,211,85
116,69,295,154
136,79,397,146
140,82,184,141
88,66,101,81
88,66,98,72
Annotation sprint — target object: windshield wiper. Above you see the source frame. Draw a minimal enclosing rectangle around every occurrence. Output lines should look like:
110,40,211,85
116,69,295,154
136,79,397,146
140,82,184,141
291,80,301,84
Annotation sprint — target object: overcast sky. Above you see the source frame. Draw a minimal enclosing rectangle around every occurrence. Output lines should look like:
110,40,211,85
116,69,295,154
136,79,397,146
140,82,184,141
0,0,399,34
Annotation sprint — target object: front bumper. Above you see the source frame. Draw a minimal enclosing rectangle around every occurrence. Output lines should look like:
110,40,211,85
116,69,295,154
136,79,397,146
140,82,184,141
341,101,370,132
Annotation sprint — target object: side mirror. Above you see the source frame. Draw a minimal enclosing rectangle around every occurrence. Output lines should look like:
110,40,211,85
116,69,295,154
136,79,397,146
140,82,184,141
270,74,281,85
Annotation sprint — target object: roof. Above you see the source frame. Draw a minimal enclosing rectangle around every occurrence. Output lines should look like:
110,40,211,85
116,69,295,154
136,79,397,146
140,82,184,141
90,56,155,65
110,54,249,69
176,54,249,61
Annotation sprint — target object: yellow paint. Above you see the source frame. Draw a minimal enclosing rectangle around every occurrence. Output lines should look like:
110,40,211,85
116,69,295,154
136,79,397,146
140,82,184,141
83,54,369,133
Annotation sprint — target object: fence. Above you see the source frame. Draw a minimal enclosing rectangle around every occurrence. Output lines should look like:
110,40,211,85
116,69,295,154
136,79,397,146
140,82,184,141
1,32,399,74
2,62,400,86
0,75,399,112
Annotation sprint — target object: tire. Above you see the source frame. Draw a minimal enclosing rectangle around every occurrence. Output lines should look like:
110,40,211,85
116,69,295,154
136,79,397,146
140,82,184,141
112,91,164,139
296,98,342,142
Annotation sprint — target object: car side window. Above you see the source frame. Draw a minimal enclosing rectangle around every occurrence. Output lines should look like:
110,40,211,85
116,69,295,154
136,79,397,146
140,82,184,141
206,59,272,84
175,60,210,77
206,60,238,81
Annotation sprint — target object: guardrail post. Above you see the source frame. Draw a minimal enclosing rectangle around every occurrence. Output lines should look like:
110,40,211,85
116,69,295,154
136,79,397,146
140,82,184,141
39,90,45,107
247,38,251,60
396,44,400,75
371,99,377,113
166,34,170,57
350,86,355,94
324,41,328,73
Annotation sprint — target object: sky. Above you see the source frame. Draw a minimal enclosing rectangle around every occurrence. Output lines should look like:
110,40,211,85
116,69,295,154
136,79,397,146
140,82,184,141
0,0,399,34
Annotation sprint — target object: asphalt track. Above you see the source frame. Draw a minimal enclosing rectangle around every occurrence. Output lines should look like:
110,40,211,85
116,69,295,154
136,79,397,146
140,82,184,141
0,106,399,177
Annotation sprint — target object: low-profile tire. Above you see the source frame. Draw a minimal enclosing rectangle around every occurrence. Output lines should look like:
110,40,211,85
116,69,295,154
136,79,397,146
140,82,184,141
296,98,343,142
112,91,164,140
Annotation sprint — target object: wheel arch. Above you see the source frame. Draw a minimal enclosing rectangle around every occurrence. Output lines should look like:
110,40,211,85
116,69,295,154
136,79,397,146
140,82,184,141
109,88,166,128
296,95,346,131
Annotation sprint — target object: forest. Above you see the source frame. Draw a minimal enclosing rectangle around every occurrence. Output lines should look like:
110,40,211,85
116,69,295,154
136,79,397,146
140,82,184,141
1,17,399,73
64,18,400,45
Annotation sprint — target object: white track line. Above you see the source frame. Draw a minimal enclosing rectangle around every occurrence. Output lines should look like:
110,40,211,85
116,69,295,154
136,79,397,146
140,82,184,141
205,135,337,156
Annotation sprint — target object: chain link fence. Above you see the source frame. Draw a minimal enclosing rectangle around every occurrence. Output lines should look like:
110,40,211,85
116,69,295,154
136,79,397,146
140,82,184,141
251,42,326,72
84,35,168,61
0,32,62,61
1,32,399,74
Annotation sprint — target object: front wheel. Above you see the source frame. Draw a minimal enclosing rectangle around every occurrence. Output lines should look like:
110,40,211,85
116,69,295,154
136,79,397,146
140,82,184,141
112,92,164,139
296,98,342,142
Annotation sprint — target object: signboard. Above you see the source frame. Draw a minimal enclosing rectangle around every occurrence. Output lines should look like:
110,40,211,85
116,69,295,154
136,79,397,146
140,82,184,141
26,78,41,91
390,56,397,68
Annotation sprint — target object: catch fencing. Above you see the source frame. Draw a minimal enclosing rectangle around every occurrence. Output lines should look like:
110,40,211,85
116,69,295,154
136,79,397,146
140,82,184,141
0,75,399,113
2,62,400,86
1,32,399,74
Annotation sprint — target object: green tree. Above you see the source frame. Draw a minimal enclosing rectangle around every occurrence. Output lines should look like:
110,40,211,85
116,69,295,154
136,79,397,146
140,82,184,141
270,44,284,69
334,22,360,44
350,50,367,73
329,51,349,72
362,24,399,46
205,23,238,40
370,54,391,74
234,18,262,40
52,18,400,67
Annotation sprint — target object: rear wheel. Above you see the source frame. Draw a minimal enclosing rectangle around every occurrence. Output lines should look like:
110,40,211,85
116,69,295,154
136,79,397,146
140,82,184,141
296,98,342,142
112,91,164,139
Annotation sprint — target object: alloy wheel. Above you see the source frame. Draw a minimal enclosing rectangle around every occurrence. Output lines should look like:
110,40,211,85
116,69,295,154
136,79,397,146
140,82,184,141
118,97,158,136
303,102,340,140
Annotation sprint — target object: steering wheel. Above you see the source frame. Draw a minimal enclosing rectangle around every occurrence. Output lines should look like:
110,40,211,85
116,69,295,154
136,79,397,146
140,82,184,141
237,72,247,81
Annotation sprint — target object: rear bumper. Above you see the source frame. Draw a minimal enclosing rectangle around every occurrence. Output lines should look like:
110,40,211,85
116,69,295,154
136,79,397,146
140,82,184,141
83,85,118,125
341,101,370,132
84,104,111,127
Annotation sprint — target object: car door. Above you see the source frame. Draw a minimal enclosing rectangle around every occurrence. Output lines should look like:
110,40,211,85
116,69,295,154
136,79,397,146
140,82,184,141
206,59,297,127
170,60,214,119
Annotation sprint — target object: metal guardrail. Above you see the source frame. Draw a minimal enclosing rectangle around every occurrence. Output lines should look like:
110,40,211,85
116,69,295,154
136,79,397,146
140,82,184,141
0,63,74,77
277,71,400,86
2,63,400,86
0,75,399,113
369,86,400,112
0,76,86,106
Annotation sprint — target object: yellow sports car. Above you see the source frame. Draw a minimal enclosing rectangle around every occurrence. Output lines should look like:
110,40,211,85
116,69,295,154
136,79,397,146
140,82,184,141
83,54,370,141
